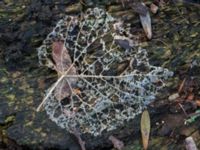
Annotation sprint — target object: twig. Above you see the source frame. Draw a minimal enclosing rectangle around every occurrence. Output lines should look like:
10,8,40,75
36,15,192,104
178,78,186,93
57,73,169,79
178,103,188,117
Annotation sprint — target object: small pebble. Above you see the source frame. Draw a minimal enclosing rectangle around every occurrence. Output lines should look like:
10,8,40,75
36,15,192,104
168,93,179,101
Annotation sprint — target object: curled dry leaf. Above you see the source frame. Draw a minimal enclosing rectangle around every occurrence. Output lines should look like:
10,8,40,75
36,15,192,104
141,109,151,150
109,135,124,150
52,41,77,101
139,3,152,39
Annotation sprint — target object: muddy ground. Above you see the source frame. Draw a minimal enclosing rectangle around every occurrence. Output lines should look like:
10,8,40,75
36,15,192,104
0,0,200,150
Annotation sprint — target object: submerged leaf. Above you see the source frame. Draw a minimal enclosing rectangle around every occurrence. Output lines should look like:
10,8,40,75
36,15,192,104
139,3,152,39
141,109,151,150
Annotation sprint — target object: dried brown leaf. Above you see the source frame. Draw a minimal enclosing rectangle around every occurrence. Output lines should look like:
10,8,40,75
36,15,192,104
52,41,77,101
187,93,194,101
141,109,151,150
150,3,158,14
195,100,200,107
139,3,152,39
52,41,76,75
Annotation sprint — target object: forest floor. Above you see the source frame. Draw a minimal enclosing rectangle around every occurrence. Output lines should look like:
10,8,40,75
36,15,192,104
0,0,200,150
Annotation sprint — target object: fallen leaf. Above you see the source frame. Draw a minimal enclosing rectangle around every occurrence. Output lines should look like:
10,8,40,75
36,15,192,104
109,135,124,150
138,3,152,39
52,41,76,76
141,109,151,150
150,3,158,14
52,41,77,101
187,93,194,101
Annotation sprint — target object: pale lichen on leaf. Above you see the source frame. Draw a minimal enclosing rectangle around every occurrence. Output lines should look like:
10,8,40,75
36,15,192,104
37,8,173,136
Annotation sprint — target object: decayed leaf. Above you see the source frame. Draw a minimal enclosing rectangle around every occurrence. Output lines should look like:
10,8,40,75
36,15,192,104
36,8,173,135
141,109,151,150
109,135,124,150
52,41,77,101
52,41,77,76
139,3,152,39
150,3,158,14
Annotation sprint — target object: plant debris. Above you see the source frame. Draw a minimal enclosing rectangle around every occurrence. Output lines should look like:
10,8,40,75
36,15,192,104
141,109,151,150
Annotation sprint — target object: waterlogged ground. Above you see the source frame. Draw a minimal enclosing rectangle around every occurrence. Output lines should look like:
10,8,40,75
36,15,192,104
0,0,200,149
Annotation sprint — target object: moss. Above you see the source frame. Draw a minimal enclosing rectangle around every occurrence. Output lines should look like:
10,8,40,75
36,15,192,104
5,116,15,124
6,94,16,102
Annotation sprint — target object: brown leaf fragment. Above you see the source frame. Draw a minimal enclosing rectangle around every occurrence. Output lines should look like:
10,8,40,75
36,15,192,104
54,78,71,101
109,135,124,150
141,109,151,150
185,136,198,150
138,3,152,39
187,93,194,101
195,100,200,107
52,41,76,76
52,41,77,101
150,3,158,14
